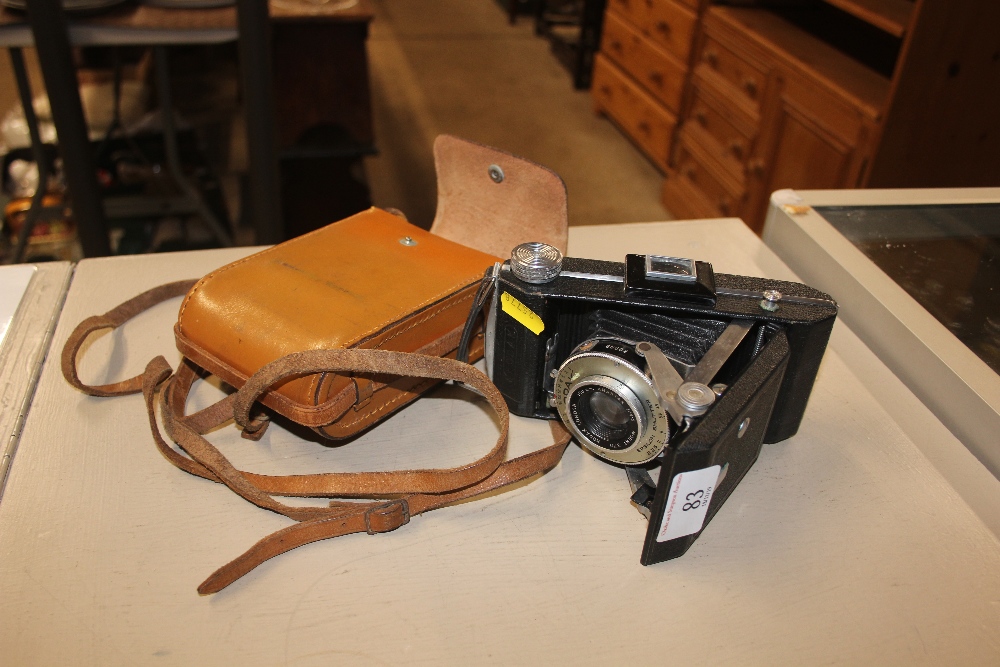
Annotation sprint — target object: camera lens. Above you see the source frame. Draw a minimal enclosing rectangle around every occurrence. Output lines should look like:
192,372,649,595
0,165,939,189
589,389,630,426
568,382,640,451
553,337,670,465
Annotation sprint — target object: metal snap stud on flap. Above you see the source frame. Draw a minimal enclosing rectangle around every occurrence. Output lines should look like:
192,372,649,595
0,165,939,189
399,236,417,246
488,164,504,183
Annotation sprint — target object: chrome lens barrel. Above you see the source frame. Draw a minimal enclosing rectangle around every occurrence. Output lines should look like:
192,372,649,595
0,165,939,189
553,340,670,465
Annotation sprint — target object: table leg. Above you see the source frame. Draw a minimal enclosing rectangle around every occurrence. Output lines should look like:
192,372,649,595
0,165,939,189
7,47,51,264
24,0,110,257
573,0,606,90
236,0,283,244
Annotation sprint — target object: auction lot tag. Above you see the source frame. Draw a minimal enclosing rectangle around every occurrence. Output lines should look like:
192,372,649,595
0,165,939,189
657,465,721,542
500,292,544,335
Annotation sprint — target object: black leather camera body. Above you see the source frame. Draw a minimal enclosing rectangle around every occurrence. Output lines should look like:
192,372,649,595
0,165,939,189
483,244,837,565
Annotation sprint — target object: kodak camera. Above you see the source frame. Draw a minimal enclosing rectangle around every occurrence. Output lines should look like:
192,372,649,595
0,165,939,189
476,242,837,565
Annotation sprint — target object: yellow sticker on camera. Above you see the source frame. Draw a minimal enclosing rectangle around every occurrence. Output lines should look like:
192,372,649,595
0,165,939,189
501,292,544,335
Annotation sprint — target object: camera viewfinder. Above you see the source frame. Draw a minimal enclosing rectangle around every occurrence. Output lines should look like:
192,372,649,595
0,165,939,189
624,254,717,305
645,255,697,283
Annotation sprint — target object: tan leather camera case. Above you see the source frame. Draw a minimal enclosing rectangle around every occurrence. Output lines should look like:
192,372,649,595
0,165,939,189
174,135,568,439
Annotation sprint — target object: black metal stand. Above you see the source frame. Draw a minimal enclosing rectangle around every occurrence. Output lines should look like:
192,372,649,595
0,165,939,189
535,0,606,90
151,45,233,246
98,47,235,248
7,48,52,264
236,0,283,244
24,0,111,257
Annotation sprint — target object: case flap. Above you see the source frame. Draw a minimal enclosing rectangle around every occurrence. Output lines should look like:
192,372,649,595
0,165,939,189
176,208,499,423
430,134,569,259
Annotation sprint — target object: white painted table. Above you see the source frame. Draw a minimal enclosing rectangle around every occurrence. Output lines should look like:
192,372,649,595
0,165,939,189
0,261,72,498
1,220,999,665
763,188,1000,491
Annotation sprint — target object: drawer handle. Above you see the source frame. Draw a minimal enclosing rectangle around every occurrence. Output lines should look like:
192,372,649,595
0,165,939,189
649,71,664,86
718,199,731,216
729,141,745,159
694,109,707,126
704,50,718,67
684,166,696,180
749,159,766,177
638,121,652,135
743,78,758,97
609,39,623,53
656,20,671,35
600,84,612,96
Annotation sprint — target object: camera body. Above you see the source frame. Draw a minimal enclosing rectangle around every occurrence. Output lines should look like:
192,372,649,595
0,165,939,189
485,246,837,565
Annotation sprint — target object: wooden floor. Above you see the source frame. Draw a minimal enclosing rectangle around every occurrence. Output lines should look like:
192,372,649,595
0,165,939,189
362,0,670,228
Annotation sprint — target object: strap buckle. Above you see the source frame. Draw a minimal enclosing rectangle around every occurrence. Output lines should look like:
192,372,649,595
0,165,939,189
364,499,411,535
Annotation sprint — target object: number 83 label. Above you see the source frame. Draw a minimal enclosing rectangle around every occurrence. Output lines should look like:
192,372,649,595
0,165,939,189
656,465,722,542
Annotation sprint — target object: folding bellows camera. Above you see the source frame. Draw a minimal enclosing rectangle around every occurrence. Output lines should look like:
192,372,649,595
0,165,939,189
478,243,837,565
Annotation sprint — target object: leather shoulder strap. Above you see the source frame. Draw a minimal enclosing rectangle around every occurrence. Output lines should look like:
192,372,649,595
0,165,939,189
61,279,197,396
199,421,570,595
157,348,570,595
61,282,571,594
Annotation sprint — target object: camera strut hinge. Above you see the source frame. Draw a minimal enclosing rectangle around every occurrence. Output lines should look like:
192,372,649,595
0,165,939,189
627,467,657,519
636,319,754,426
